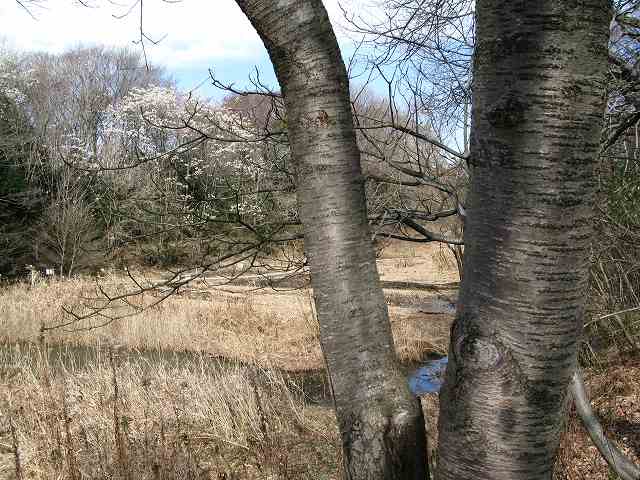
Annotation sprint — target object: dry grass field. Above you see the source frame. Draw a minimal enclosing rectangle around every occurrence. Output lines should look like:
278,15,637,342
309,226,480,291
0,278,452,372
0,243,638,479
0,342,340,479
0,243,455,479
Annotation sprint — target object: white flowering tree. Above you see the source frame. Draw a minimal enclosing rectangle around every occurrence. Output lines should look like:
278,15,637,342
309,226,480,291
0,46,178,275
94,84,300,269
0,53,29,108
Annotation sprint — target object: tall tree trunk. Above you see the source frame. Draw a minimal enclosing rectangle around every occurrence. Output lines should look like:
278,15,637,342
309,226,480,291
233,1,427,478
436,1,610,479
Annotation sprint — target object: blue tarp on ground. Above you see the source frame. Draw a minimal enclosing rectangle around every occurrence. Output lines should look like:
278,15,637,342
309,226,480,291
408,356,448,395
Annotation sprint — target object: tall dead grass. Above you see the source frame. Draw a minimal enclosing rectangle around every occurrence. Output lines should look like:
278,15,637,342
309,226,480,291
0,277,324,371
0,276,448,369
0,341,340,479
0,256,455,478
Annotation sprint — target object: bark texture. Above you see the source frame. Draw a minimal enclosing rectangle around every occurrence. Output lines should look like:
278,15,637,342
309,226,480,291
233,2,427,478
436,1,611,479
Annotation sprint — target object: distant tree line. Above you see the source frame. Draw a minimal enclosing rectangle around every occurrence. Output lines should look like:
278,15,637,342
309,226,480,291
0,43,465,279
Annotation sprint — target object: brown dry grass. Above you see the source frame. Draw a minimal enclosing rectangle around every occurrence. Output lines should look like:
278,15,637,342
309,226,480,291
0,246,454,479
3,244,634,479
0,278,322,371
0,274,452,371
378,242,460,284
0,342,341,479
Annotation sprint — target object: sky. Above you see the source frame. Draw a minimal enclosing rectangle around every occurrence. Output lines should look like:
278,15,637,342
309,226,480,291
0,0,374,100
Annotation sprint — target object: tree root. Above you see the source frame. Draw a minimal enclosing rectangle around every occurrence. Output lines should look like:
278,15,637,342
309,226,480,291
571,369,640,480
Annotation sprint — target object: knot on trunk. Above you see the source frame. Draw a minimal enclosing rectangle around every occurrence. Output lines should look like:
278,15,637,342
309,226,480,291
454,335,503,371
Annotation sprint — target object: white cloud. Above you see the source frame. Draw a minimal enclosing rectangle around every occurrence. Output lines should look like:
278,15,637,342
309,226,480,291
1,0,356,68
1,1,265,66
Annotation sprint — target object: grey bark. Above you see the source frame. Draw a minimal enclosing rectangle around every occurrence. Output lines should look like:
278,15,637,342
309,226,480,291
436,1,611,479
232,1,427,478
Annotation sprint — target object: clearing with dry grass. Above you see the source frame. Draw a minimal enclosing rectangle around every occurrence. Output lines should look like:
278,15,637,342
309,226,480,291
1,243,638,479
0,243,457,370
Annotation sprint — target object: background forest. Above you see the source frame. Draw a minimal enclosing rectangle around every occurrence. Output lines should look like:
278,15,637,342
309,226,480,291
0,43,464,277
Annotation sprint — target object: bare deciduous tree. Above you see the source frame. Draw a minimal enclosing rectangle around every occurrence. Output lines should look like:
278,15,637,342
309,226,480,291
37,170,96,278
436,1,611,478
234,1,428,478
